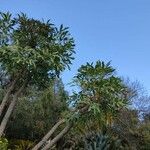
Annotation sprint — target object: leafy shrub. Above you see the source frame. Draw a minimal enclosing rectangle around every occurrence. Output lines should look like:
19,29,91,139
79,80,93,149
0,138,9,150
9,139,34,150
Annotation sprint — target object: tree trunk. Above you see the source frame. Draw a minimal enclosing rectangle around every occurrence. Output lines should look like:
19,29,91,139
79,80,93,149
33,106,88,150
41,123,72,150
32,119,65,150
0,79,17,116
0,83,25,137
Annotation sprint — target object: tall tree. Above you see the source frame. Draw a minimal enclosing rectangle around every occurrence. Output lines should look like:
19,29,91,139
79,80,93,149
34,61,128,150
0,12,75,137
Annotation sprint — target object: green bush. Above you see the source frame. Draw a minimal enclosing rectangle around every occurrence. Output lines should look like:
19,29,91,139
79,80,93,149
9,139,34,150
0,138,9,150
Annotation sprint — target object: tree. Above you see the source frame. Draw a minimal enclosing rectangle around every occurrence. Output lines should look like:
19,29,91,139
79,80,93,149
34,61,128,149
0,12,75,137
6,78,68,141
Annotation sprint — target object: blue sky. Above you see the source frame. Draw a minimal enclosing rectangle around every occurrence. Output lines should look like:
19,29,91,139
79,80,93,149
1,0,150,93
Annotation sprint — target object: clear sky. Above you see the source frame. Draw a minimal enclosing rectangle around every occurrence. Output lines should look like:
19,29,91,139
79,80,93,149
1,0,150,93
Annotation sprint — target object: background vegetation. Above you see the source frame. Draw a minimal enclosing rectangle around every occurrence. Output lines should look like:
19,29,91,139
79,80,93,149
0,12,150,150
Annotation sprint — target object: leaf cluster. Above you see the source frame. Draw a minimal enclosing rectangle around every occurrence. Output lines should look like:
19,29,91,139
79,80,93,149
72,61,128,121
0,12,75,87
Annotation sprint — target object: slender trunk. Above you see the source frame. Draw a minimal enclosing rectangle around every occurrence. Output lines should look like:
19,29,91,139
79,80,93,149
41,123,72,150
33,106,88,150
0,79,17,117
32,119,65,150
0,83,26,137
0,71,23,117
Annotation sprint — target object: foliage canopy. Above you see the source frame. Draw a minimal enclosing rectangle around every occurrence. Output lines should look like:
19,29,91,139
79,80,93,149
0,12,75,86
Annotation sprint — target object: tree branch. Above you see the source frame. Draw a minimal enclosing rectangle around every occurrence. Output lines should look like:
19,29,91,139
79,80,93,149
0,80,28,137
41,122,72,150
32,119,65,150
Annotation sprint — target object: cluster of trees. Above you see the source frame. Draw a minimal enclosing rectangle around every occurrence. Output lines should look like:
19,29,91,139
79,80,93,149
0,12,150,150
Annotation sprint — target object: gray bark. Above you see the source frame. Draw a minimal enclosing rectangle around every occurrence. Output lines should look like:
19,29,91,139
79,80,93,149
0,79,17,116
41,123,72,150
33,106,88,150
0,83,26,137
32,119,65,150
